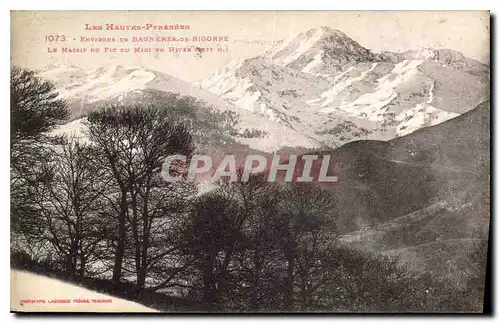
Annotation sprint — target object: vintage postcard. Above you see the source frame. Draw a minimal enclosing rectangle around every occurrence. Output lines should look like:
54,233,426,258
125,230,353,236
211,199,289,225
10,10,490,313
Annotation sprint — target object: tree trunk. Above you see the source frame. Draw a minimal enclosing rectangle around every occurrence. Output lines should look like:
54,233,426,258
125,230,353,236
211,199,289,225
112,196,127,285
130,192,141,286
137,267,147,289
79,254,85,278
250,254,262,310
284,251,295,310
202,253,216,311
137,194,150,290
66,239,78,279
299,275,307,310
137,232,150,289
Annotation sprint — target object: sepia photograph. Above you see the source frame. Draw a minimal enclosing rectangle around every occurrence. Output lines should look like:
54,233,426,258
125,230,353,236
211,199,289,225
9,10,491,313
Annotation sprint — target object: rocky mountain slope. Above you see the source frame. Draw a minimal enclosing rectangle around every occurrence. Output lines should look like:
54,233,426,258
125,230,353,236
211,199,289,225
218,99,489,285
39,65,316,152
197,26,489,149
326,100,490,284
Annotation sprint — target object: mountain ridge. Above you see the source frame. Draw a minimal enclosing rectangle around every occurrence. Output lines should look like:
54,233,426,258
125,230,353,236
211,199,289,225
39,26,489,153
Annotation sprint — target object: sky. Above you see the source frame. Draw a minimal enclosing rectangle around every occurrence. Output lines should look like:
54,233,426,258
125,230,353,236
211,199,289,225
11,11,490,83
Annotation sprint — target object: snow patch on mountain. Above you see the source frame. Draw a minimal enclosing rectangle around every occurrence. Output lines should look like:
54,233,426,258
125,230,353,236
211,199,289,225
40,65,156,103
259,103,278,121
302,51,324,73
395,104,458,136
196,58,246,96
404,48,438,60
50,118,88,141
195,58,268,113
312,58,457,137
236,120,318,152
319,60,423,120
427,81,435,104
269,28,326,66
376,59,423,86
319,63,378,107
233,90,262,112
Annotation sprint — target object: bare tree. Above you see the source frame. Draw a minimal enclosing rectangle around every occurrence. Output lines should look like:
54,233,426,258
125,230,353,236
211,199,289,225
273,183,337,310
86,104,196,287
10,66,68,237
31,137,107,278
179,191,243,310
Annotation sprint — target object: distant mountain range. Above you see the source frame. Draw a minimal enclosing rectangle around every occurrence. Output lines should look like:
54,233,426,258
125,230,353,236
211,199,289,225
196,26,489,149
40,26,489,153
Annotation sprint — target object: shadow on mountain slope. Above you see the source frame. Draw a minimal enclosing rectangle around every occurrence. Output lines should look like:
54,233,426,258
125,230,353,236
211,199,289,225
295,100,490,233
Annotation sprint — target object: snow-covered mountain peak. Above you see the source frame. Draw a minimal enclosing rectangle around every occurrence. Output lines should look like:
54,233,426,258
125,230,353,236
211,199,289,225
265,27,327,66
39,64,158,104
298,26,350,41
39,63,82,73
196,26,488,150
265,26,376,74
